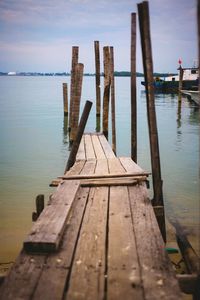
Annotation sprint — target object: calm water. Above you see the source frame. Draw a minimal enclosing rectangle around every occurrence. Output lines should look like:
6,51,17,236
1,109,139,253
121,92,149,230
0,76,199,266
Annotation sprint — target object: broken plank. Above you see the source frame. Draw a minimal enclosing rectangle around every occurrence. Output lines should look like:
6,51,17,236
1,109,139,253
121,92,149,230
66,187,109,300
107,186,143,299
24,180,80,253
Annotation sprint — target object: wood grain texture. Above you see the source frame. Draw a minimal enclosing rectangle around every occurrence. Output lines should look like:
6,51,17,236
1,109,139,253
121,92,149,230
128,184,182,299
76,136,86,161
91,134,106,159
84,134,96,160
66,187,109,300
24,180,80,253
98,134,116,159
107,186,143,299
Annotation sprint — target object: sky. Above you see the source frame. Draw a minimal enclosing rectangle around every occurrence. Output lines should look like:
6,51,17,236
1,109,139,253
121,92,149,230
0,0,198,73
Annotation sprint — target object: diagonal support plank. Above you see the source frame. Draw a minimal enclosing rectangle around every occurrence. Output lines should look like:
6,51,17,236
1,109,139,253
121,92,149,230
24,180,80,253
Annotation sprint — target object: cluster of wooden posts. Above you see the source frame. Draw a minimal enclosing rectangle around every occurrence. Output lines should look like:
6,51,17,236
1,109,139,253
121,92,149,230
62,43,117,154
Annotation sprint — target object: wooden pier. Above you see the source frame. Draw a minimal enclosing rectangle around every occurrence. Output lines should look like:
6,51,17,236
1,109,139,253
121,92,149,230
0,133,182,300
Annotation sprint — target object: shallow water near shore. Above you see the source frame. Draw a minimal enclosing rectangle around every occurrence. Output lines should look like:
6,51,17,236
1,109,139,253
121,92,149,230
0,76,199,271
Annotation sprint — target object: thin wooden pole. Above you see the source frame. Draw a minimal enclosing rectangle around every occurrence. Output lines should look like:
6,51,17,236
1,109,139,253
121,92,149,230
110,46,116,154
63,83,68,116
102,46,111,140
131,12,137,162
69,46,79,134
198,0,200,95
138,1,166,242
178,65,184,92
70,63,84,144
65,101,93,173
94,41,101,132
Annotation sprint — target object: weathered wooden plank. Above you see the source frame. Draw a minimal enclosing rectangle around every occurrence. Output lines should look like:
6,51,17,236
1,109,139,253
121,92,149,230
32,187,90,300
76,136,86,161
107,158,126,174
128,184,182,299
95,159,109,175
66,187,109,300
84,134,96,160
65,160,86,176
98,134,115,159
119,156,145,173
91,134,106,159
0,253,45,300
80,177,146,187
24,180,80,253
107,186,143,299
79,159,96,175
60,172,150,180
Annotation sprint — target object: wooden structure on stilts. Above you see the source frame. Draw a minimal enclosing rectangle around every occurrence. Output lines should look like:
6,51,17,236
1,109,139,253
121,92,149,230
1,1,199,299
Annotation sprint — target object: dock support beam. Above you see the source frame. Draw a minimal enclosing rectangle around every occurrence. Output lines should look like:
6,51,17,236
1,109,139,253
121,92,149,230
138,1,166,242
65,101,93,173
94,41,101,132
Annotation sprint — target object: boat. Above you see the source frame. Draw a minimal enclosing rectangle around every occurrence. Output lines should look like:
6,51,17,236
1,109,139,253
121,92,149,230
180,90,200,106
141,65,199,93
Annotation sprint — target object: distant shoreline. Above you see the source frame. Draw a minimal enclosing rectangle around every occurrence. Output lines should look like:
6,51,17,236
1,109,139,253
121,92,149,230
0,71,177,77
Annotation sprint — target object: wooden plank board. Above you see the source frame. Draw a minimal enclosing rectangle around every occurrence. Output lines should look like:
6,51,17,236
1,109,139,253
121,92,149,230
107,186,143,299
128,184,182,299
32,187,90,300
91,134,106,159
80,177,146,187
0,253,46,300
119,156,145,173
95,159,109,175
79,159,96,175
66,187,109,300
64,160,85,176
76,136,86,161
84,134,96,160
60,172,150,180
98,134,116,159
108,158,126,174
24,180,80,253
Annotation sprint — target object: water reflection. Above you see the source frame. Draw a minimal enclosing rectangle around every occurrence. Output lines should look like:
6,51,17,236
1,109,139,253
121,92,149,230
63,116,68,145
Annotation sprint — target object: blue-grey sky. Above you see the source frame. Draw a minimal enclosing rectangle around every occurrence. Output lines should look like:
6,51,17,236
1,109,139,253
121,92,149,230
0,0,197,73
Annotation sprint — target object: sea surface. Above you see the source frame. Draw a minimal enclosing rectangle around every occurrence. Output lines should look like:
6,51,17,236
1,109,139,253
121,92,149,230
0,76,199,269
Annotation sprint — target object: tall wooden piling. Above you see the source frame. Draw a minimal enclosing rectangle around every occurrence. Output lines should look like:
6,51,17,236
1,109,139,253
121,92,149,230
69,46,79,134
102,46,111,140
131,12,137,162
178,65,184,92
65,101,93,173
94,41,101,132
63,83,68,116
70,63,84,144
138,1,166,242
198,0,200,94
110,46,116,154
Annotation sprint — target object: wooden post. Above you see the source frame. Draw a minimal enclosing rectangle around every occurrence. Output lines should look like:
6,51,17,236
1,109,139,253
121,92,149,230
69,46,79,134
178,65,184,92
63,83,68,116
65,101,93,173
131,13,137,162
102,46,111,140
32,194,44,222
138,1,166,242
110,47,116,154
70,63,84,144
94,41,101,132
198,0,200,94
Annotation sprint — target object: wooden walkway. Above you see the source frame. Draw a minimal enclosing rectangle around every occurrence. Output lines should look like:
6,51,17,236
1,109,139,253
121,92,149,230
0,133,182,299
